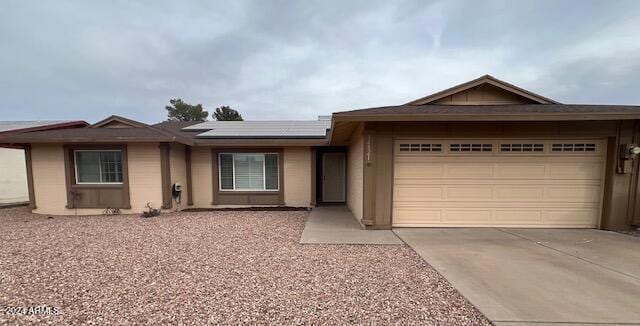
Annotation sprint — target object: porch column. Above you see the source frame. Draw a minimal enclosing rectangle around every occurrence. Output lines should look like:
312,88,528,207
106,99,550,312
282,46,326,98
24,144,36,209
159,142,172,209
362,123,394,229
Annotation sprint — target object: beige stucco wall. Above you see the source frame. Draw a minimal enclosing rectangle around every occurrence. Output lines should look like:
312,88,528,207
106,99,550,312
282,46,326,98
31,143,163,215
127,143,163,212
283,147,311,207
32,144,67,214
169,143,188,210
191,146,213,207
0,148,28,204
347,130,364,220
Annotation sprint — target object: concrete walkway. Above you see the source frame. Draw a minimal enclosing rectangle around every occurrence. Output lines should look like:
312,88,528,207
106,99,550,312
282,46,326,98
299,206,402,244
395,228,640,325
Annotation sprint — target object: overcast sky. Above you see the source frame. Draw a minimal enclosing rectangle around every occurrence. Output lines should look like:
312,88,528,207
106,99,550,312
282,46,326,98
1,0,639,124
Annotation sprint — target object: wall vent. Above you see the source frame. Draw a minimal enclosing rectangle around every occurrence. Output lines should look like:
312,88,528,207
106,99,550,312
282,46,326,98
399,144,442,152
450,143,493,152
551,143,596,152
500,144,544,152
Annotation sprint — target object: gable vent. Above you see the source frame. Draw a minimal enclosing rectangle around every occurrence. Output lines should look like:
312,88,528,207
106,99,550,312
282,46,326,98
551,143,596,152
450,143,492,152
399,143,442,152
501,143,544,152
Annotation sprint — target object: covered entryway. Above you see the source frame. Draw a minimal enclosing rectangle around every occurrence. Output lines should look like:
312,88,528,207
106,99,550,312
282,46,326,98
322,152,346,202
313,148,347,204
393,139,606,227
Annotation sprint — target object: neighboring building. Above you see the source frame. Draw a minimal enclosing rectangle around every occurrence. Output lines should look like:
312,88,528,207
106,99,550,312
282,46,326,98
0,148,28,204
0,121,88,205
1,75,639,231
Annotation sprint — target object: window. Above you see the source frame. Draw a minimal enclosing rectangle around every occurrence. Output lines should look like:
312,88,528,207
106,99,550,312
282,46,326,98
219,153,279,191
500,143,544,152
551,143,596,152
74,150,123,184
399,143,442,152
450,143,493,152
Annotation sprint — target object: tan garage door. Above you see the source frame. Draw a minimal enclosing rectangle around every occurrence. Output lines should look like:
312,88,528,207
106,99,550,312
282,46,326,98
392,139,606,228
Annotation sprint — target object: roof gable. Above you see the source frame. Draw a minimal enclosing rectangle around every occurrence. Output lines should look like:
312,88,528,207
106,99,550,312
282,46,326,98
91,115,150,128
407,75,560,105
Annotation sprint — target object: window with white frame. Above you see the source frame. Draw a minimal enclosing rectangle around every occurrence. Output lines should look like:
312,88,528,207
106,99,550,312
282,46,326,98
219,153,279,191
74,150,123,184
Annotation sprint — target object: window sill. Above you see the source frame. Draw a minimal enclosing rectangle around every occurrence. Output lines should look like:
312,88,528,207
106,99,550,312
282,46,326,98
218,191,280,195
66,205,131,209
71,184,124,189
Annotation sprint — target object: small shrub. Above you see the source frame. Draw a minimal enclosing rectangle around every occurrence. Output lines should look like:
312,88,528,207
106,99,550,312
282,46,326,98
141,202,161,218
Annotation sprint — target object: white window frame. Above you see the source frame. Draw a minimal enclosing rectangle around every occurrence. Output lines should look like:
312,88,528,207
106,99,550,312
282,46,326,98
218,153,279,192
74,150,124,185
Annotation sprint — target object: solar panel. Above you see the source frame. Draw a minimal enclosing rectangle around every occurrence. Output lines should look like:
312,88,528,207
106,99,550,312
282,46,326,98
184,120,331,138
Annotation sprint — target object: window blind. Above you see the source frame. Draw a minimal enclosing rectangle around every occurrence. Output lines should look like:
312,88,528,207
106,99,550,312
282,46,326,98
75,150,123,183
219,153,279,191
219,154,234,190
265,154,278,190
233,154,265,190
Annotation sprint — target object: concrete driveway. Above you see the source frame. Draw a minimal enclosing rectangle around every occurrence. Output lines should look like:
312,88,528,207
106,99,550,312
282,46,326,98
394,228,640,325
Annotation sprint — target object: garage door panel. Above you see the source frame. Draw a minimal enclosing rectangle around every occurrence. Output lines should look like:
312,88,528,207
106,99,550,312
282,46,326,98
543,186,601,202
492,210,542,224
445,164,494,178
445,187,493,200
493,186,545,201
444,209,492,224
395,163,602,181
394,186,443,201
393,209,442,224
547,163,603,179
394,164,444,179
494,164,546,178
542,209,598,226
394,209,597,227
394,179,601,186
393,202,600,210
392,138,605,228
395,185,599,203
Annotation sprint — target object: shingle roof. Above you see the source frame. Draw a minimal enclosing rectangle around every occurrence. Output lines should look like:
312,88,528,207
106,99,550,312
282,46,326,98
0,120,88,135
333,104,640,121
0,117,332,145
0,127,179,144
152,121,201,141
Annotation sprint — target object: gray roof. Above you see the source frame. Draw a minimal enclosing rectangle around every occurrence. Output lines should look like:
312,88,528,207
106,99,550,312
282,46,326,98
0,120,80,133
333,104,640,121
184,120,332,138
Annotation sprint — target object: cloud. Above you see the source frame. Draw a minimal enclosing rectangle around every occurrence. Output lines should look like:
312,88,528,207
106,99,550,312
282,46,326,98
0,0,638,123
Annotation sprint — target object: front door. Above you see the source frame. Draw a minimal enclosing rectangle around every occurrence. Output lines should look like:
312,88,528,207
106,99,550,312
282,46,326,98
322,152,346,202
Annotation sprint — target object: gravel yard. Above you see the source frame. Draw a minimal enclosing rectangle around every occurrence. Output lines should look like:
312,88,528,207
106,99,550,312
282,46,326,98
0,207,488,325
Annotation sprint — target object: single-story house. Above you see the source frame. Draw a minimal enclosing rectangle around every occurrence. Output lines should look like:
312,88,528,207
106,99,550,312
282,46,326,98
0,120,87,205
2,75,640,231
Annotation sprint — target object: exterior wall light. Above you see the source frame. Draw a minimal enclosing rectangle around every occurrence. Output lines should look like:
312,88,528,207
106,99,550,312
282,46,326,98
618,144,640,174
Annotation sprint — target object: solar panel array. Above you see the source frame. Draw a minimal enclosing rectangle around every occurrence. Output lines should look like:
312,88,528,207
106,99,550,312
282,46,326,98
183,120,331,138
